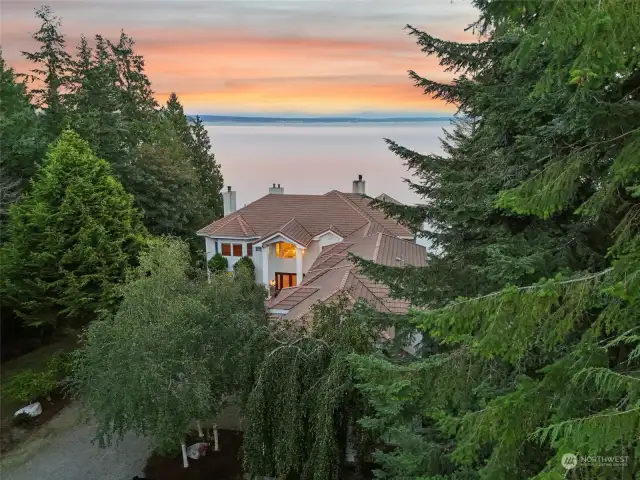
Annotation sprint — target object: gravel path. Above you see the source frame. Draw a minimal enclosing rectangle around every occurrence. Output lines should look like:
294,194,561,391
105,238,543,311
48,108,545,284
0,404,151,480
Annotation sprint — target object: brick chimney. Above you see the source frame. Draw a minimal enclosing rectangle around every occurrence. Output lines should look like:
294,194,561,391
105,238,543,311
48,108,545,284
269,183,284,194
222,186,236,216
352,174,366,195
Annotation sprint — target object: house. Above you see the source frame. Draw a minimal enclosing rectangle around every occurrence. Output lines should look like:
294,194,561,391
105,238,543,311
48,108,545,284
197,175,425,318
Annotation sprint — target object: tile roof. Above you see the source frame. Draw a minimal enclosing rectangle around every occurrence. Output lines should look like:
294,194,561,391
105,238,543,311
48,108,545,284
268,286,320,310
270,232,426,320
197,190,412,239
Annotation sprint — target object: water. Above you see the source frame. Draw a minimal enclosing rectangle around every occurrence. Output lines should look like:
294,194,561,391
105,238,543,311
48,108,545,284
205,121,451,208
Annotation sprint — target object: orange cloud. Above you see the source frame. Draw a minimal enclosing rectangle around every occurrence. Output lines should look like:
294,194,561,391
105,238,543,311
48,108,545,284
5,20,476,114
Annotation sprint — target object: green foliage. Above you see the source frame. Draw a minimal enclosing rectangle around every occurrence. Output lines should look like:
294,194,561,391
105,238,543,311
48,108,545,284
4,351,71,402
72,237,266,454
18,9,223,253
0,52,46,241
208,252,228,273
189,116,224,220
352,1,640,479
5,370,58,403
1,130,146,329
21,5,71,140
239,297,394,480
233,256,255,276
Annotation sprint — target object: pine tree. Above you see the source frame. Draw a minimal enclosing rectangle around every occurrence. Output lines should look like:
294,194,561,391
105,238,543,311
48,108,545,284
21,5,71,140
352,0,640,479
1,129,146,330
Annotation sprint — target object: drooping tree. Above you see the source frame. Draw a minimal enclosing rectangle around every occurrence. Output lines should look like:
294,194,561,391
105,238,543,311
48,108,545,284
1,129,146,330
72,237,267,466
238,297,402,480
352,0,640,479
21,5,71,140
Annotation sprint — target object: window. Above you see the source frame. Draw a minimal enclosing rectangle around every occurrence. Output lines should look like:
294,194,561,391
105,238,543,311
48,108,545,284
247,244,253,257
275,242,296,259
221,243,231,256
233,244,243,257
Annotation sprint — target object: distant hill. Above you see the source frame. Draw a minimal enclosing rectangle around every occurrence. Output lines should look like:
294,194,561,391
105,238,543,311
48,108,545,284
188,115,454,124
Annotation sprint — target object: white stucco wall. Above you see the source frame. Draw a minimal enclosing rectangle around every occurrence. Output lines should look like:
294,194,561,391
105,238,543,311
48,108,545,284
316,231,343,249
303,241,320,273
204,237,259,275
270,254,296,277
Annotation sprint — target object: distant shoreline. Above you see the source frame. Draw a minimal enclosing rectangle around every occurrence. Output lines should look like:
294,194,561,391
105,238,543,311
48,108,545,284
190,115,454,125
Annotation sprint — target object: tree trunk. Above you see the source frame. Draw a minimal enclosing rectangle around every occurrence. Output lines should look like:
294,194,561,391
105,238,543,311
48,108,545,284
197,420,203,437
213,424,219,451
181,441,189,468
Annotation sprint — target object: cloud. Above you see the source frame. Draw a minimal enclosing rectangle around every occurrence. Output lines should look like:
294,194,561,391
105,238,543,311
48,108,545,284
2,0,479,114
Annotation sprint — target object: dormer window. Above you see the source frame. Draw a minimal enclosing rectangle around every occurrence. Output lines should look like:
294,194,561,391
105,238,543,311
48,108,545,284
275,242,296,258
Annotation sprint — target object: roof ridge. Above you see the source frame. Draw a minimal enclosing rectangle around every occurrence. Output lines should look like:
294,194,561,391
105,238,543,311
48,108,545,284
281,217,312,237
348,273,393,313
330,190,376,225
372,232,383,262
197,211,241,235
365,220,393,237
236,214,256,236
364,229,414,242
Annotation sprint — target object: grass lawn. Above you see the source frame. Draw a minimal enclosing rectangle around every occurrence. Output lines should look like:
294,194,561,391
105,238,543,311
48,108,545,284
0,333,79,421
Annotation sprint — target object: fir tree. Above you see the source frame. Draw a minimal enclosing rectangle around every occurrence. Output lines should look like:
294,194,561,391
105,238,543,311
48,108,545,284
1,129,146,330
0,51,46,240
352,0,640,479
21,5,71,140
190,116,224,220
125,116,201,238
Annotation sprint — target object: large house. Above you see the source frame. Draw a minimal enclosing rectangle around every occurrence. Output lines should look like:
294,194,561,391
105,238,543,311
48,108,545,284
197,175,426,320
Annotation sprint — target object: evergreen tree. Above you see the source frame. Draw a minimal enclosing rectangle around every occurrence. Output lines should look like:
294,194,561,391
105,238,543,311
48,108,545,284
352,0,640,479
0,51,46,240
125,116,201,238
108,31,158,147
161,95,224,221
67,34,128,169
21,5,71,140
1,129,146,330
191,116,224,220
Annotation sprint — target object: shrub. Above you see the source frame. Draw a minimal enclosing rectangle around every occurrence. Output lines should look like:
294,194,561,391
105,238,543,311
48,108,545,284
208,253,228,273
233,256,255,277
5,369,57,403
4,350,72,403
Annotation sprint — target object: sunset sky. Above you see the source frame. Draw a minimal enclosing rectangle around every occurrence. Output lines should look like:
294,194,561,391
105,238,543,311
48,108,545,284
2,0,479,115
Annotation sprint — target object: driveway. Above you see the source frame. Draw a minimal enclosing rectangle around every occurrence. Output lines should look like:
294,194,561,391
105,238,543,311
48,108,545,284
0,404,151,480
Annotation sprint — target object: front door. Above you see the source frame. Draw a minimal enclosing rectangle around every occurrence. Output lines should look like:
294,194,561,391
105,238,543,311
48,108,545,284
275,272,297,290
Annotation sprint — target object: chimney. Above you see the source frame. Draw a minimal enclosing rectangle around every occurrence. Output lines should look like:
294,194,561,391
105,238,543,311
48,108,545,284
352,174,366,195
222,186,237,216
269,183,284,194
